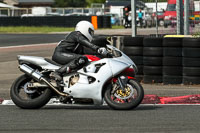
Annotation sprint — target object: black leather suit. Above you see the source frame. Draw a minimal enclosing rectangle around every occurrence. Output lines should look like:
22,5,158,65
52,31,99,73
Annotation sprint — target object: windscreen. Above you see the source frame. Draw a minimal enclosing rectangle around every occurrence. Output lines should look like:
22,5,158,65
166,4,176,11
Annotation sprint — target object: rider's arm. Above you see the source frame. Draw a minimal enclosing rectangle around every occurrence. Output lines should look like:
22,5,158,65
78,34,99,52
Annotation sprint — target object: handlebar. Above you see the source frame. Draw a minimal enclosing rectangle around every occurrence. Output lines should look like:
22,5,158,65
106,53,113,58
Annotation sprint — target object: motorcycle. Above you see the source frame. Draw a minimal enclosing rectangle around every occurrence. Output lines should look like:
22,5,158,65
10,45,144,110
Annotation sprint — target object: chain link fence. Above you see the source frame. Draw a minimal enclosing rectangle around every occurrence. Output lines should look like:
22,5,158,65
133,0,200,36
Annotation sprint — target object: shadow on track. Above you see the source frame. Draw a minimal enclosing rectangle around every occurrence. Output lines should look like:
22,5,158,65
39,104,161,111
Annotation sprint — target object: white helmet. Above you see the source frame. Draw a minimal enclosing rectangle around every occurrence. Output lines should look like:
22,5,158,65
75,21,94,42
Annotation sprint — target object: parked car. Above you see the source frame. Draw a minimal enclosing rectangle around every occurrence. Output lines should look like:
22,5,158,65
153,11,165,26
164,0,195,28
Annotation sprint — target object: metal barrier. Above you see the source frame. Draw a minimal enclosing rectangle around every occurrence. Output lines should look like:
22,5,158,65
0,7,108,17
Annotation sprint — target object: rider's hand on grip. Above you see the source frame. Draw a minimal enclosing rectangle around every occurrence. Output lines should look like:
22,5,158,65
97,47,108,56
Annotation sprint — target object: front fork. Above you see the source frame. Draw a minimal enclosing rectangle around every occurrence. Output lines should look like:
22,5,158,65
112,76,134,93
117,76,128,92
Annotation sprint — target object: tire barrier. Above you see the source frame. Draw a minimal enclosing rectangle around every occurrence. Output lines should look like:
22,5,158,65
162,37,183,84
143,37,163,83
182,38,200,85
121,36,144,82
122,36,143,46
121,36,200,85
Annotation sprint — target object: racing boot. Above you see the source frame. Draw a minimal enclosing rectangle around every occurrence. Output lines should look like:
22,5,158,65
50,65,71,81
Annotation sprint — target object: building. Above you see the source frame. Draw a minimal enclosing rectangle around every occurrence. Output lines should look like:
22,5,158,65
4,0,54,8
105,0,146,18
105,0,146,9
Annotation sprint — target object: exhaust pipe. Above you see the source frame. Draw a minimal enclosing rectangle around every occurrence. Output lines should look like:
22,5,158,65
19,64,43,81
19,64,69,97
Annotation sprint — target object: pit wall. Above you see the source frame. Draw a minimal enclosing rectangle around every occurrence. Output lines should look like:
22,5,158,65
0,16,111,28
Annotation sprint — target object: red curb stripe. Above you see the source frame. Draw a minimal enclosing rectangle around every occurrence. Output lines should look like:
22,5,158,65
141,95,161,104
142,95,200,104
0,98,3,104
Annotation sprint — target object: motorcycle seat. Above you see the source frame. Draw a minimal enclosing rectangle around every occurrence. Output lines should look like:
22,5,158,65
44,58,62,67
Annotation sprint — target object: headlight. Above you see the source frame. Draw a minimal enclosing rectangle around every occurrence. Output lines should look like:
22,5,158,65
130,65,138,74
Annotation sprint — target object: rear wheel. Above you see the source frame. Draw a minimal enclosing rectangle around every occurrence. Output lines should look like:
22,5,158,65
104,79,144,110
10,74,52,109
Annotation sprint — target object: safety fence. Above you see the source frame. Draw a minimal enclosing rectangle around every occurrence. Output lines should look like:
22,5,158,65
124,0,200,35
0,16,111,28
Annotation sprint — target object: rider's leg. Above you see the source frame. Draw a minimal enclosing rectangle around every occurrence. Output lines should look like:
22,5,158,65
51,55,88,80
57,56,88,74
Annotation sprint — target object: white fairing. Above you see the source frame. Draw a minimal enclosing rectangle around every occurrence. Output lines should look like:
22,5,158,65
18,55,60,70
107,45,135,66
64,59,127,104
63,53,133,104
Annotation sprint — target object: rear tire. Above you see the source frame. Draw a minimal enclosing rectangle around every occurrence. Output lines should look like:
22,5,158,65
104,79,144,110
10,74,52,109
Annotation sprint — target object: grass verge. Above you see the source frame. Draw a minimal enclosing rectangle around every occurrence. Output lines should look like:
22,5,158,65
0,26,74,33
0,26,124,33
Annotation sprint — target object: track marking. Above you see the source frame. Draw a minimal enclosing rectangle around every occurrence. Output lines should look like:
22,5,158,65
0,43,57,50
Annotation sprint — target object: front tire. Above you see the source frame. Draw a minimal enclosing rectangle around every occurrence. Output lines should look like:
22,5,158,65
104,79,144,110
10,74,52,109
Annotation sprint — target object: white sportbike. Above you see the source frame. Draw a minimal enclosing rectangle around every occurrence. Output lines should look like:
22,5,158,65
10,45,144,110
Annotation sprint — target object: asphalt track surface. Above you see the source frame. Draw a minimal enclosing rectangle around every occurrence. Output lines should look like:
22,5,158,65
0,33,66,47
0,105,200,133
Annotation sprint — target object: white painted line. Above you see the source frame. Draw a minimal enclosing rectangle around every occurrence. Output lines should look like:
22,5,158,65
0,43,57,50
1,98,61,105
2,100,14,105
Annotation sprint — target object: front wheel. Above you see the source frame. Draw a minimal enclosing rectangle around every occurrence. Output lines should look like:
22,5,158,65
104,79,144,110
10,74,52,109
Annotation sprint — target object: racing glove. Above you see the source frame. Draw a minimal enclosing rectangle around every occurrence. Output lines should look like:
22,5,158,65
97,47,108,56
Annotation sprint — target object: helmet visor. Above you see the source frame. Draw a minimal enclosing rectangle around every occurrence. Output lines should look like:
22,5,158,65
88,28,94,37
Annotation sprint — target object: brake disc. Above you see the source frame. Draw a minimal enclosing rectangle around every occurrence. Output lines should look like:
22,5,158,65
114,84,134,100
23,82,37,94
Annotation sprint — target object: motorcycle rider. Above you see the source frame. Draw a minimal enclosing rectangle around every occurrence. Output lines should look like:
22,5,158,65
51,21,108,80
